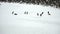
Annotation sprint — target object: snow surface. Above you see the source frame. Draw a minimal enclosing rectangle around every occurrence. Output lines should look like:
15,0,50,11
0,2,60,34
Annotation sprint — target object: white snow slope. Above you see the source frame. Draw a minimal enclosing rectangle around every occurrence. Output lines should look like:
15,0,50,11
0,2,60,34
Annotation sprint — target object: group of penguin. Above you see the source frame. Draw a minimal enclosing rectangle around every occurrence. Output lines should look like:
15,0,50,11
12,11,18,15
37,11,51,16
12,11,51,16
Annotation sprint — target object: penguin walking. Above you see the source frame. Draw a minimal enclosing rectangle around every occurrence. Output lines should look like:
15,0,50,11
48,11,51,15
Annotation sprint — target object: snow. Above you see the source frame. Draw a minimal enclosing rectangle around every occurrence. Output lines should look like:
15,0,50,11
0,2,60,34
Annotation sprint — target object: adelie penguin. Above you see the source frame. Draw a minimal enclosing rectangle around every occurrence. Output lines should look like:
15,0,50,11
12,11,18,15
40,12,44,16
40,14,42,16
37,13,39,16
24,11,28,14
48,11,51,15
14,13,18,15
12,11,14,14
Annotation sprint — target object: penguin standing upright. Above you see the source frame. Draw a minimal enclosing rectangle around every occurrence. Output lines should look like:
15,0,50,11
48,11,51,15
24,11,28,14
12,11,14,14
37,13,39,16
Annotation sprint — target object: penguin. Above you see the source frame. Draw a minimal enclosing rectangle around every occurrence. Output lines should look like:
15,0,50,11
12,11,14,14
37,13,39,16
41,12,44,14
14,13,18,15
48,11,51,15
24,11,28,14
40,12,44,16
40,14,42,16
